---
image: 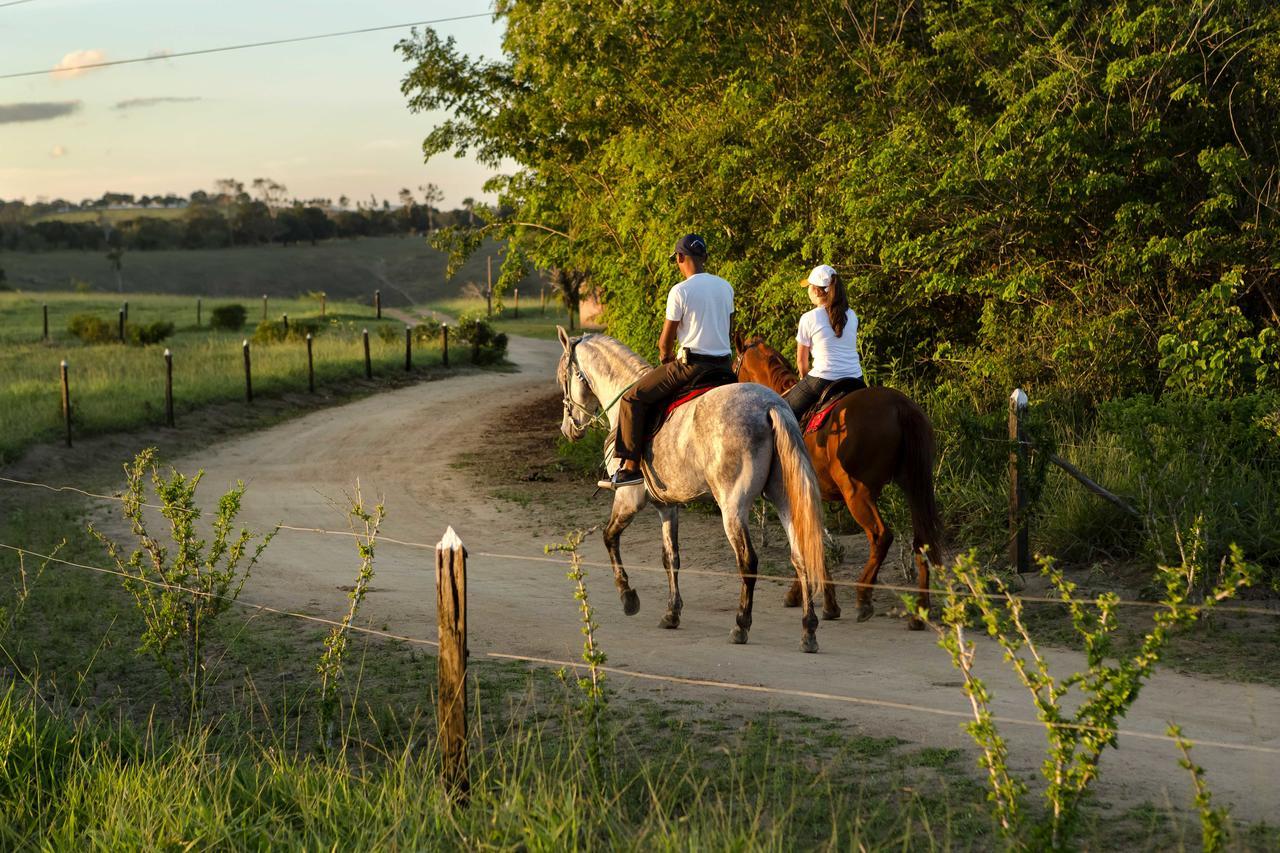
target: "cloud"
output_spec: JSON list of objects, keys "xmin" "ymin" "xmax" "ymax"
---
[
  {"xmin": 50, "ymin": 145, "xmax": 67, "ymax": 158},
  {"xmin": 113, "ymin": 96, "xmax": 201, "ymax": 111},
  {"xmin": 0, "ymin": 101, "xmax": 81, "ymax": 124},
  {"xmin": 52, "ymin": 49, "xmax": 107, "ymax": 79}
]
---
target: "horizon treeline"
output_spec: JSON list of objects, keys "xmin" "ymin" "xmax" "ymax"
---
[{"xmin": 0, "ymin": 180, "xmax": 491, "ymax": 254}]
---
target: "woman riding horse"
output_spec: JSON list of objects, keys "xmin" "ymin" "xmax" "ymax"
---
[
  {"xmin": 736, "ymin": 302, "xmax": 942, "ymax": 629},
  {"xmin": 784, "ymin": 264, "xmax": 866, "ymax": 418}
]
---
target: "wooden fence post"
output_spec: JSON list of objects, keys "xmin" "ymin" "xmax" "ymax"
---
[
  {"xmin": 262, "ymin": 294, "xmax": 268, "ymax": 321},
  {"xmin": 196, "ymin": 297, "xmax": 201, "ymax": 328},
  {"xmin": 282, "ymin": 314, "xmax": 289, "ymax": 335},
  {"xmin": 42, "ymin": 303, "xmax": 49, "ymax": 341},
  {"xmin": 441, "ymin": 323, "xmax": 449, "ymax": 367},
  {"xmin": 514, "ymin": 288, "xmax": 520, "ymax": 319},
  {"xmin": 243, "ymin": 339, "xmax": 253, "ymax": 403},
  {"xmin": 60, "ymin": 359, "xmax": 71, "ymax": 447},
  {"xmin": 436, "ymin": 526, "xmax": 469, "ymax": 799},
  {"xmin": 1009, "ymin": 388, "xmax": 1029, "ymax": 574},
  {"xmin": 164, "ymin": 348, "xmax": 175, "ymax": 427},
  {"xmin": 118, "ymin": 308, "xmax": 125, "ymax": 342},
  {"xmin": 376, "ymin": 289, "xmax": 382, "ymax": 319},
  {"xmin": 306, "ymin": 333, "xmax": 315, "ymax": 393},
  {"xmin": 362, "ymin": 328, "xmax": 372, "ymax": 379},
  {"xmin": 321, "ymin": 292, "xmax": 326, "ymax": 318},
  {"xmin": 540, "ymin": 287, "xmax": 546, "ymax": 316},
  {"xmin": 405, "ymin": 325, "xmax": 412, "ymax": 372},
  {"xmin": 486, "ymin": 257, "xmax": 492, "ymax": 317}
]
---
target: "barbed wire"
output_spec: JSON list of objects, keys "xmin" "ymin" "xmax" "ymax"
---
[
  {"xmin": 3, "ymin": 473, "xmax": 1278, "ymax": 617},
  {"xmin": 3, "ymin": 537, "xmax": 1273, "ymax": 757}
]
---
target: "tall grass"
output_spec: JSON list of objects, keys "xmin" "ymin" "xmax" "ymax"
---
[{"xmin": 0, "ymin": 293, "xmax": 463, "ymax": 463}]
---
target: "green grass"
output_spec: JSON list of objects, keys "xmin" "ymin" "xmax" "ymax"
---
[
  {"xmin": 1, "ymin": 236, "xmax": 538, "ymax": 307},
  {"xmin": 0, "ymin": 292, "xmax": 470, "ymax": 464},
  {"xmin": 427, "ymin": 295, "xmax": 589, "ymax": 340}
]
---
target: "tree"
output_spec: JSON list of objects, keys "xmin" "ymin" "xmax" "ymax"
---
[
  {"xmin": 397, "ymin": 1, "xmax": 1280, "ymax": 398},
  {"xmin": 418, "ymin": 182, "xmax": 444, "ymax": 232}
]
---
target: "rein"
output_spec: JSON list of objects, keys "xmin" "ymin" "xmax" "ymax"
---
[{"xmin": 732, "ymin": 339, "xmax": 763, "ymax": 380}]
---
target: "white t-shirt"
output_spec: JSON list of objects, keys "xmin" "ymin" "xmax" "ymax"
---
[
  {"xmin": 796, "ymin": 307, "xmax": 862, "ymax": 380},
  {"xmin": 665, "ymin": 272, "xmax": 734, "ymax": 357}
]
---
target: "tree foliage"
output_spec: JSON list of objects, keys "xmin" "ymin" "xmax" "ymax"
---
[{"xmin": 398, "ymin": 0, "xmax": 1280, "ymax": 402}]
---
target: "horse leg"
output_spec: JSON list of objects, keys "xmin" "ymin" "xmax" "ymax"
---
[
  {"xmin": 603, "ymin": 487, "xmax": 648, "ymax": 616},
  {"xmin": 909, "ymin": 534, "xmax": 930, "ymax": 631},
  {"xmin": 769, "ymin": 486, "xmax": 840, "ymax": 621},
  {"xmin": 721, "ymin": 505, "xmax": 758, "ymax": 644},
  {"xmin": 656, "ymin": 505, "xmax": 683, "ymax": 628},
  {"xmin": 837, "ymin": 474, "xmax": 893, "ymax": 623}
]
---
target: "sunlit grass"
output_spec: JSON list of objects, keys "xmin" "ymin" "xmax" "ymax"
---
[{"xmin": 0, "ymin": 292, "xmax": 457, "ymax": 462}]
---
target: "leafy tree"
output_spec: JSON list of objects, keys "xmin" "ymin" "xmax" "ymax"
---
[{"xmin": 397, "ymin": 0, "xmax": 1280, "ymax": 400}]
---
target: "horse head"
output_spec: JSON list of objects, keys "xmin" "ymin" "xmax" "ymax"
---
[
  {"xmin": 734, "ymin": 336, "xmax": 797, "ymax": 393},
  {"xmin": 555, "ymin": 325, "xmax": 598, "ymax": 441}
]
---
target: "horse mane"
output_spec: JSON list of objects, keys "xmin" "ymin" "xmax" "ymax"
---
[
  {"xmin": 748, "ymin": 336, "xmax": 799, "ymax": 393},
  {"xmin": 580, "ymin": 333, "xmax": 651, "ymax": 380}
]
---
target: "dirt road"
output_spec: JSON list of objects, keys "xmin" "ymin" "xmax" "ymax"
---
[{"xmin": 147, "ymin": 334, "xmax": 1279, "ymax": 822}]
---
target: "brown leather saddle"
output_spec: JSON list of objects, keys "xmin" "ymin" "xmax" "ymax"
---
[{"xmin": 800, "ymin": 377, "xmax": 866, "ymax": 434}]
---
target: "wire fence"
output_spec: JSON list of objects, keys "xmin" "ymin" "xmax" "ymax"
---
[
  {"xmin": 2, "ymin": 472, "xmax": 1279, "ymax": 760},
  {"xmin": 4, "ymin": 473, "xmax": 1277, "ymax": 618}
]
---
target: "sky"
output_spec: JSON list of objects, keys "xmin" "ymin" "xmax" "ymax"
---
[{"xmin": 0, "ymin": 0, "xmax": 504, "ymax": 208}]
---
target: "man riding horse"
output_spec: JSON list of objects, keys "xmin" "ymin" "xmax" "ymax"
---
[{"xmin": 604, "ymin": 233, "xmax": 736, "ymax": 488}]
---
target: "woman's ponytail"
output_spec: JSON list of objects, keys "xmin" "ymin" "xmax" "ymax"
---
[{"xmin": 824, "ymin": 272, "xmax": 850, "ymax": 337}]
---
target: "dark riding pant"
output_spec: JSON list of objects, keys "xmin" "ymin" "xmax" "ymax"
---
[
  {"xmin": 784, "ymin": 374, "xmax": 866, "ymax": 419},
  {"xmin": 615, "ymin": 358, "xmax": 725, "ymax": 461}
]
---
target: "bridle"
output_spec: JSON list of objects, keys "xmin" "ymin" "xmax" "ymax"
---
[
  {"xmin": 732, "ymin": 339, "xmax": 763, "ymax": 380},
  {"xmin": 559, "ymin": 337, "xmax": 641, "ymax": 435}
]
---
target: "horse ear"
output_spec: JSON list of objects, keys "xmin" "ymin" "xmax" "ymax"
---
[
  {"xmin": 733, "ymin": 327, "xmax": 747, "ymax": 351},
  {"xmin": 556, "ymin": 325, "xmax": 571, "ymax": 349}
]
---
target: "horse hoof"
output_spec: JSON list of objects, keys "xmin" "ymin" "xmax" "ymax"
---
[
  {"xmin": 621, "ymin": 589, "xmax": 640, "ymax": 616},
  {"xmin": 782, "ymin": 586, "xmax": 802, "ymax": 608},
  {"xmin": 730, "ymin": 626, "xmax": 749, "ymax": 644},
  {"xmin": 907, "ymin": 616, "xmax": 926, "ymax": 631},
  {"xmin": 822, "ymin": 603, "xmax": 842, "ymax": 621},
  {"xmin": 857, "ymin": 603, "xmax": 875, "ymax": 622},
  {"xmin": 659, "ymin": 613, "xmax": 680, "ymax": 629},
  {"xmin": 800, "ymin": 635, "xmax": 819, "ymax": 654}
]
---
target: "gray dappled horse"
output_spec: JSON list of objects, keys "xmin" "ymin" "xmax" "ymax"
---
[{"xmin": 556, "ymin": 328, "xmax": 839, "ymax": 653}]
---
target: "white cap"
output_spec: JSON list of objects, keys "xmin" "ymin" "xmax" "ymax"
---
[{"xmin": 805, "ymin": 264, "xmax": 837, "ymax": 289}]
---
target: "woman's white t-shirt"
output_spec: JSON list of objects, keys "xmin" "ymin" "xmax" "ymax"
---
[{"xmin": 796, "ymin": 307, "xmax": 862, "ymax": 380}]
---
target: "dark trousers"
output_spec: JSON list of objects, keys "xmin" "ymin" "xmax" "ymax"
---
[
  {"xmin": 784, "ymin": 374, "xmax": 866, "ymax": 419},
  {"xmin": 615, "ymin": 359, "xmax": 720, "ymax": 461}
]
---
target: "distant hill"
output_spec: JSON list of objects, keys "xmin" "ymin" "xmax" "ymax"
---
[{"xmin": 0, "ymin": 236, "xmax": 544, "ymax": 309}]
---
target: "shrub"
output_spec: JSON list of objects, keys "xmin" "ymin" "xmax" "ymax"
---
[
  {"xmin": 209, "ymin": 304, "xmax": 247, "ymax": 331},
  {"xmin": 252, "ymin": 318, "xmax": 321, "ymax": 344},
  {"xmin": 456, "ymin": 312, "xmax": 508, "ymax": 364},
  {"xmin": 128, "ymin": 320, "xmax": 175, "ymax": 346},
  {"xmin": 67, "ymin": 314, "xmax": 115, "ymax": 344}
]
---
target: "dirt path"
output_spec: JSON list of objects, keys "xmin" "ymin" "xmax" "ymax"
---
[{"xmin": 135, "ymin": 334, "xmax": 1279, "ymax": 823}]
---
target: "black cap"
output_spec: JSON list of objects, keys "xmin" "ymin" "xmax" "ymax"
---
[{"xmin": 668, "ymin": 233, "xmax": 708, "ymax": 262}]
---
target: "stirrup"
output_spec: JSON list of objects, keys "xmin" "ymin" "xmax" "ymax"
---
[{"xmin": 598, "ymin": 469, "xmax": 644, "ymax": 489}]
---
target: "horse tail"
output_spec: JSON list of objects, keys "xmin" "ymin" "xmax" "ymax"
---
[
  {"xmin": 897, "ymin": 399, "xmax": 943, "ymax": 564},
  {"xmin": 767, "ymin": 406, "xmax": 828, "ymax": 603}
]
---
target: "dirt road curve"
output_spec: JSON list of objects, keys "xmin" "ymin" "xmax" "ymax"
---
[{"xmin": 161, "ymin": 335, "xmax": 1278, "ymax": 821}]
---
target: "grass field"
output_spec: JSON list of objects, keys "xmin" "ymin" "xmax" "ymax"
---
[
  {"xmin": 0, "ymin": 292, "xmax": 473, "ymax": 464},
  {"xmin": 0, "ymin": 235, "xmax": 542, "ymax": 307}
]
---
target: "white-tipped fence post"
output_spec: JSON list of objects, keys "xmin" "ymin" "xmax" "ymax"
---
[
  {"xmin": 243, "ymin": 339, "xmax": 253, "ymax": 403},
  {"xmin": 306, "ymin": 333, "xmax": 315, "ymax": 393},
  {"xmin": 441, "ymin": 323, "xmax": 449, "ymax": 367},
  {"xmin": 60, "ymin": 359, "xmax": 71, "ymax": 447},
  {"xmin": 362, "ymin": 328, "xmax": 372, "ymax": 379},
  {"xmin": 42, "ymin": 303, "xmax": 49, "ymax": 341},
  {"xmin": 1009, "ymin": 388, "xmax": 1029, "ymax": 574},
  {"xmin": 164, "ymin": 348, "xmax": 175, "ymax": 427},
  {"xmin": 436, "ymin": 526, "xmax": 469, "ymax": 799},
  {"xmin": 405, "ymin": 325, "xmax": 412, "ymax": 372}
]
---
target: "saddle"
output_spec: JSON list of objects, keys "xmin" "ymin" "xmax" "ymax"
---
[
  {"xmin": 800, "ymin": 378, "xmax": 866, "ymax": 435},
  {"xmin": 647, "ymin": 368, "xmax": 737, "ymax": 439}
]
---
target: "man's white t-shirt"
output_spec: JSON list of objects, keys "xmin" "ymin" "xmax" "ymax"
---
[
  {"xmin": 796, "ymin": 307, "xmax": 862, "ymax": 380},
  {"xmin": 665, "ymin": 272, "xmax": 734, "ymax": 357}
]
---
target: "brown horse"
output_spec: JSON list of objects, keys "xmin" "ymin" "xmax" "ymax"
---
[{"xmin": 734, "ymin": 335, "xmax": 942, "ymax": 629}]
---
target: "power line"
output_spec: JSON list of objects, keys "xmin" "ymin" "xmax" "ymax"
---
[
  {"xmin": 0, "ymin": 12, "xmax": 492, "ymax": 80},
  {"xmin": 0, "ymin": 0, "xmax": 40, "ymax": 8}
]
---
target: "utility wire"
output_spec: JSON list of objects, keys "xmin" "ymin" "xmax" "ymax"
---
[
  {"xmin": 0, "ymin": 0, "xmax": 40, "ymax": 8},
  {"xmin": 0, "ymin": 12, "xmax": 492, "ymax": 80}
]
